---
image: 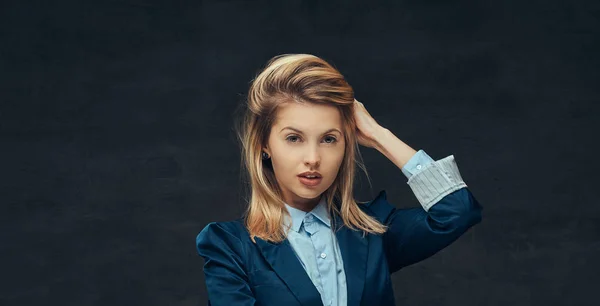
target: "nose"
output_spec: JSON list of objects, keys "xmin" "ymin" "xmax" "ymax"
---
[{"xmin": 303, "ymin": 145, "xmax": 321, "ymax": 167}]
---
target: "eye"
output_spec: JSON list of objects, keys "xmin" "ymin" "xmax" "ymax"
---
[
  {"xmin": 323, "ymin": 135, "xmax": 337, "ymax": 144},
  {"xmin": 286, "ymin": 135, "xmax": 301, "ymax": 143},
  {"xmin": 285, "ymin": 135, "xmax": 338, "ymax": 144}
]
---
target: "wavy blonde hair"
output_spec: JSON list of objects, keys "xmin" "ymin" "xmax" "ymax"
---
[{"xmin": 235, "ymin": 53, "xmax": 388, "ymax": 243}]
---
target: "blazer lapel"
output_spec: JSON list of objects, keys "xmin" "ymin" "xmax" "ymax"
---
[
  {"xmin": 333, "ymin": 211, "xmax": 368, "ymax": 306},
  {"xmin": 255, "ymin": 238, "xmax": 323, "ymax": 305}
]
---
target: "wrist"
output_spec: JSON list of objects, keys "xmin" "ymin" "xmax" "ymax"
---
[{"xmin": 371, "ymin": 126, "xmax": 390, "ymax": 152}]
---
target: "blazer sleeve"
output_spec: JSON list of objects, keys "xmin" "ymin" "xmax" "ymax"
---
[
  {"xmin": 364, "ymin": 154, "xmax": 483, "ymax": 273},
  {"xmin": 196, "ymin": 222, "xmax": 256, "ymax": 306}
]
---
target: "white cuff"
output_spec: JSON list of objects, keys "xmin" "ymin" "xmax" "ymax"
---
[{"xmin": 406, "ymin": 154, "xmax": 467, "ymax": 211}]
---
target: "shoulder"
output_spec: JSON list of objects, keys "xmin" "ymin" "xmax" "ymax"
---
[{"xmin": 196, "ymin": 218, "xmax": 250, "ymax": 254}]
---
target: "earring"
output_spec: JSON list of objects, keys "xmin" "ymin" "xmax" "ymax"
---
[{"xmin": 262, "ymin": 152, "xmax": 270, "ymax": 160}]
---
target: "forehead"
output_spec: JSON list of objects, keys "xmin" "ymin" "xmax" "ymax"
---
[{"xmin": 274, "ymin": 102, "xmax": 342, "ymax": 130}]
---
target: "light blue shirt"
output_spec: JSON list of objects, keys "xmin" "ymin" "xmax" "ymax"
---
[
  {"xmin": 401, "ymin": 149, "xmax": 435, "ymax": 179},
  {"xmin": 283, "ymin": 197, "xmax": 344, "ymax": 306},
  {"xmin": 283, "ymin": 149, "xmax": 436, "ymax": 306}
]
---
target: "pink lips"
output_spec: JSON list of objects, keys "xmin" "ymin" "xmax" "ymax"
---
[{"xmin": 298, "ymin": 176, "xmax": 322, "ymax": 187}]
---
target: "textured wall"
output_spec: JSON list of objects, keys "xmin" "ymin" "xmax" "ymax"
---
[{"xmin": 1, "ymin": 0, "xmax": 598, "ymax": 305}]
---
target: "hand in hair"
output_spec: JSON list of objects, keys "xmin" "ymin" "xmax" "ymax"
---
[{"xmin": 353, "ymin": 99, "xmax": 387, "ymax": 150}]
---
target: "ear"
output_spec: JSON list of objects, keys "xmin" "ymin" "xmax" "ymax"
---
[{"xmin": 263, "ymin": 146, "xmax": 271, "ymax": 156}]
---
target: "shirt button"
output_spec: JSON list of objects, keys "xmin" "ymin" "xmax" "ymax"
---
[
  {"xmin": 416, "ymin": 164, "xmax": 422, "ymax": 170},
  {"xmin": 306, "ymin": 215, "xmax": 313, "ymax": 221},
  {"xmin": 320, "ymin": 253, "xmax": 327, "ymax": 259}
]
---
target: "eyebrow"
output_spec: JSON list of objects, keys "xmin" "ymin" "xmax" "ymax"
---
[{"xmin": 280, "ymin": 126, "xmax": 343, "ymax": 135}]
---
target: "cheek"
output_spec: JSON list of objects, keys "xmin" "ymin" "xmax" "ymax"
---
[
  {"xmin": 326, "ymin": 148, "xmax": 345, "ymax": 174},
  {"xmin": 334, "ymin": 144, "xmax": 345, "ymax": 162},
  {"xmin": 271, "ymin": 151, "xmax": 296, "ymax": 174}
]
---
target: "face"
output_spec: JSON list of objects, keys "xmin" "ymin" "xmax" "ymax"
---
[{"xmin": 264, "ymin": 102, "xmax": 345, "ymax": 211}]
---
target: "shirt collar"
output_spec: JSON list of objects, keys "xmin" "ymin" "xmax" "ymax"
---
[{"xmin": 283, "ymin": 195, "xmax": 331, "ymax": 233}]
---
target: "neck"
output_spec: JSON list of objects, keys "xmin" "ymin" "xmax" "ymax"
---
[{"xmin": 286, "ymin": 193, "xmax": 322, "ymax": 212}]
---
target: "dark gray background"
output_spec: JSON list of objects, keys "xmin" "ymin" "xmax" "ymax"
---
[{"xmin": 1, "ymin": 0, "xmax": 598, "ymax": 305}]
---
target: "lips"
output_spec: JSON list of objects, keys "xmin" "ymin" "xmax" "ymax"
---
[
  {"xmin": 298, "ymin": 171, "xmax": 321, "ymax": 178},
  {"xmin": 298, "ymin": 175, "xmax": 322, "ymax": 187}
]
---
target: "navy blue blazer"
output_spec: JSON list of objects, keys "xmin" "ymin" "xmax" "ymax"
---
[{"xmin": 196, "ymin": 187, "xmax": 483, "ymax": 306}]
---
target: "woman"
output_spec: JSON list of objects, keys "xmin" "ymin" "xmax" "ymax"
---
[{"xmin": 196, "ymin": 54, "xmax": 483, "ymax": 306}]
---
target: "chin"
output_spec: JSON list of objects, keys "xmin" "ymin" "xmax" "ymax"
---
[
  {"xmin": 294, "ymin": 188, "xmax": 323, "ymax": 199},
  {"xmin": 303, "ymin": 186, "xmax": 331, "ymax": 197}
]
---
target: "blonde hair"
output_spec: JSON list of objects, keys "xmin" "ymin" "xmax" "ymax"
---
[{"xmin": 235, "ymin": 53, "xmax": 387, "ymax": 243}]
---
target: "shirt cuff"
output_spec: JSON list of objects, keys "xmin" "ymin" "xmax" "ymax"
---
[
  {"xmin": 401, "ymin": 149, "xmax": 435, "ymax": 179},
  {"xmin": 406, "ymin": 154, "xmax": 468, "ymax": 211}
]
